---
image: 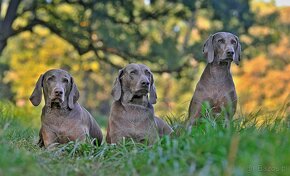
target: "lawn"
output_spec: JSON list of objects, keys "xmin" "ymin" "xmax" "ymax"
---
[{"xmin": 0, "ymin": 101, "xmax": 289, "ymax": 176}]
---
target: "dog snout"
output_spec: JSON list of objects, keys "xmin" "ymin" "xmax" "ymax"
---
[
  {"xmin": 141, "ymin": 80, "xmax": 150, "ymax": 87},
  {"xmin": 226, "ymin": 49, "xmax": 234, "ymax": 57},
  {"xmin": 53, "ymin": 87, "xmax": 64, "ymax": 96}
]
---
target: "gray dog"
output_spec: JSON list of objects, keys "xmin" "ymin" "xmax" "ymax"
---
[
  {"xmin": 30, "ymin": 69, "xmax": 103, "ymax": 148},
  {"xmin": 106, "ymin": 63, "xmax": 173, "ymax": 144},
  {"xmin": 188, "ymin": 32, "xmax": 241, "ymax": 128}
]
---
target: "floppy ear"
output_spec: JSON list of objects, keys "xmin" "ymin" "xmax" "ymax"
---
[
  {"xmin": 203, "ymin": 35, "xmax": 215, "ymax": 63},
  {"xmin": 68, "ymin": 77, "xmax": 80, "ymax": 109},
  {"xmin": 149, "ymin": 73, "xmax": 157, "ymax": 104},
  {"xmin": 29, "ymin": 74, "xmax": 44, "ymax": 106},
  {"xmin": 111, "ymin": 69, "xmax": 123, "ymax": 101},
  {"xmin": 233, "ymin": 35, "xmax": 241, "ymax": 65}
]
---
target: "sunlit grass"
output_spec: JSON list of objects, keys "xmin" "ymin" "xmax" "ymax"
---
[{"xmin": 0, "ymin": 102, "xmax": 289, "ymax": 176}]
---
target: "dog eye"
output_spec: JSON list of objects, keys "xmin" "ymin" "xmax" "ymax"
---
[
  {"xmin": 231, "ymin": 40, "xmax": 237, "ymax": 45},
  {"xmin": 145, "ymin": 70, "xmax": 151, "ymax": 76},
  {"xmin": 218, "ymin": 39, "xmax": 225, "ymax": 44},
  {"xmin": 130, "ymin": 70, "xmax": 137, "ymax": 75},
  {"xmin": 62, "ymin": 78, "xmax": 69, "ymax": 83},
  {"xmin": 47, "ymin": 76, "xmax": 55, "ymax": 82}
]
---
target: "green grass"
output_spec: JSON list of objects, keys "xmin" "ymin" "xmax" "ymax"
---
[{"xmin": 0, "ymin": 101, "xmax": 289, "ymax": 176}]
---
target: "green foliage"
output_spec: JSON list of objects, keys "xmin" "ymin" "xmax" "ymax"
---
[
  {"xmin": 0, "ymin": 101, "xmax": 40, "ymax": 127},
  {"xmin": 0, "ymin": 1, "xmax": 289, "ymax": 122},
  {"xmin": 2, "ymin": 0, "xmax": 254, "ymax": 69},
  {"xmin": 0, "ymin": 102, "xmax": 289, "ymax": 176},
  {"xmin": 0, "ymin": 62, "xmax": 14, "ymax": 100}
]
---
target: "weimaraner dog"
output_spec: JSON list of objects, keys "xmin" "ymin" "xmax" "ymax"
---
[
  {"xmin": 106, "ymin": 63, "xmax": 173, "ymax": 144},
  {"xmin": 188, "ymin": 32, "xmax": 241, "ymax": 128},
  {"xmin": 30, "ymin": 69, "xmax": 103, "ymax": 148}
]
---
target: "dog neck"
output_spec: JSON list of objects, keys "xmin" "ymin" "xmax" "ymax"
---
[
  {"xmin": 130, "ymin": 95, "xmax": 149, "ymax": 107},
  {"xmin": 121, "ymin": 91, "xmax": 149, "ymax": 107},
  {"xmin": 206, "ymin": 61, "xmax": 232, "ymax": 83},
  {"xmin": 44, "ymin": 99, "xmax": 70, "ymax": 115}
]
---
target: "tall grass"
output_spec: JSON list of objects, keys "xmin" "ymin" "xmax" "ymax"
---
[{"xmin": 0, "ymin": 102, "xmax": 289, "ymax": 176}]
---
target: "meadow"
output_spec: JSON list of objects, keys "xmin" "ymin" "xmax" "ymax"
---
[
  {"xmin": 0, "ymin": 101, "xmax": 289, "ymax": 176},
  {"xmin": 0, "ymin": 1, "xmax": 289, "ymax": 175}
]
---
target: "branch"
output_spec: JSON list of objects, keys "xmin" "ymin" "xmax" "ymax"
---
[
  {"xmin": 28, "ymin": 8, "xmax": 190, "ymax": 75},
  {"xmin": 151, "ymin": 63, "xmax": 188, "ymax": 74},
  {"xmin": 96, "ymin": 46, "xmax": 155, "ymax": 62},
  {"xmin": 93, "ymin": 50, "xmax": 123, "ymax": 70},
  {"xmin": 16, "ymin": 18, "xmax": 190, "ymax": 74},
  {"xmin": 182, "ymin": 13, "xmax": 195, "ymax": 51},
  {"xmin": 32, "ymin": 17, "xmax": 141, "ymax": 61},
  {"xmin": 9, "ymin": 20, "xmax": 38, "ymax": 37},
  {"xmin": 93, "ymin": 44, "xmax": 191, "ymax": 74},
  {"xmin": 63, "ymin": 0, "xmax": 92, "ymax": 8},
  {"xmin": 33, "ymin": 18, "xmax": 90, "ymax": 55}
]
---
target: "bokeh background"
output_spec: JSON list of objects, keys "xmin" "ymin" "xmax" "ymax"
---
[{"xmin": 0, "ymin": 0, "xmax": 289, "ymax": 126}]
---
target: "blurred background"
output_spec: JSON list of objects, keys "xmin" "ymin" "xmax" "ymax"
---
[{"xmin": 0, "ymin": 0, "xmax": 289, "ymax": 126}]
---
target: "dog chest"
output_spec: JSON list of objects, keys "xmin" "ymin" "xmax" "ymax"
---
[
  {"xmin": 110, "ymin": 103, "xmax": 159, "ymax": 143},
  {"xmin": 42, "ymin": 113, "xmax": 88, "ymax": 143},
  {"xmin": 195, "ymin": 82, "xmax": 236, "ymax": 112},
  {"xmin": 209, "ymin": 89, "xmax": 237, "ymax": 113}
]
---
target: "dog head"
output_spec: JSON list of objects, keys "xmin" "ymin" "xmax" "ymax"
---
[
  {"xmin": 29, "ymin": 69, "xmax": 79, "ymax": 109},
  {"xmin": 203, "ymin": 32, "xmax": 241, "ymax": 65},
  {"xmin": 111, "ymin": 63, "xmax": 157, "ymax": 105}
]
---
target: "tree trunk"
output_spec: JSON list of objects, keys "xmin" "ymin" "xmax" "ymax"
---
[{"xmin": 0, "ymin": 0, "xmax": 21, "ymax": 55}]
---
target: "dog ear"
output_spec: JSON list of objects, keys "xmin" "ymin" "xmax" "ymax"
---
[
  {"xmin": 233, "ymin": 35, "xmax": 241, "ymax": 65},
  {"xmin": 68, "ymin": 77, "xmax": 80, "ymax": 109},
  {"xmin": 203, "ymin": 34, "xmax": 215, "ymax": 63},
  {"xmin": 111, "ymin": 69, "xmax": 123, "ymax": 101},
  {"xmin": 29, "ymin": 74, "xmax": 44, "ymax": 106},
  {"xmin": 149, "ymin": 72, "xmax": 157, "ymax": 104}
]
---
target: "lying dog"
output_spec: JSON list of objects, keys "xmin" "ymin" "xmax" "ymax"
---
[
  {"xmin": 30, "ymin": 69, "xmax": 103, "ymax": 147},
  {"xmin": 106, "ymin": 64, "xmax": 173, "ymax": 144},
  {"xmin": 188, "ymin": 32, "xmax": 241, "ymax": 128}
]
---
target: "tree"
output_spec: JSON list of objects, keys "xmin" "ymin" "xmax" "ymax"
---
[
  {"xmin": 0, "ymin": 0, "xmax": 34, "ymax": 54},
  {"xmin": 1, "ymin": 0, "xmax": 253, "ymax": 73},
  {"xmin": 1, "ymin": 0, "xmax": 260, "ymax": 117}
]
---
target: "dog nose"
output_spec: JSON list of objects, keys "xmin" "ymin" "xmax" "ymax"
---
[
  {"xmin": 226, "ymin": 50, "xmax": 234, "ymax": 56},
  {"xmin": 54, "ymin": 88, "xmax": 63, "ymax": 96},
  {"xmin": 141, "ymin": 80, "xmax": 150, "ymax": 87}
]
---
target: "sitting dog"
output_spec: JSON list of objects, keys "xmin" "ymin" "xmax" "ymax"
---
[
  {"xmin": 106, "ymin": 63, "xmax": 173, "ymax": 144},
  {"xmin": 188, "ymin": 32, "xmax": 241, "ymax": 128},
  {"xmin": 30, "ymin": 69, "xmax": 103, "ymax": 148}
]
